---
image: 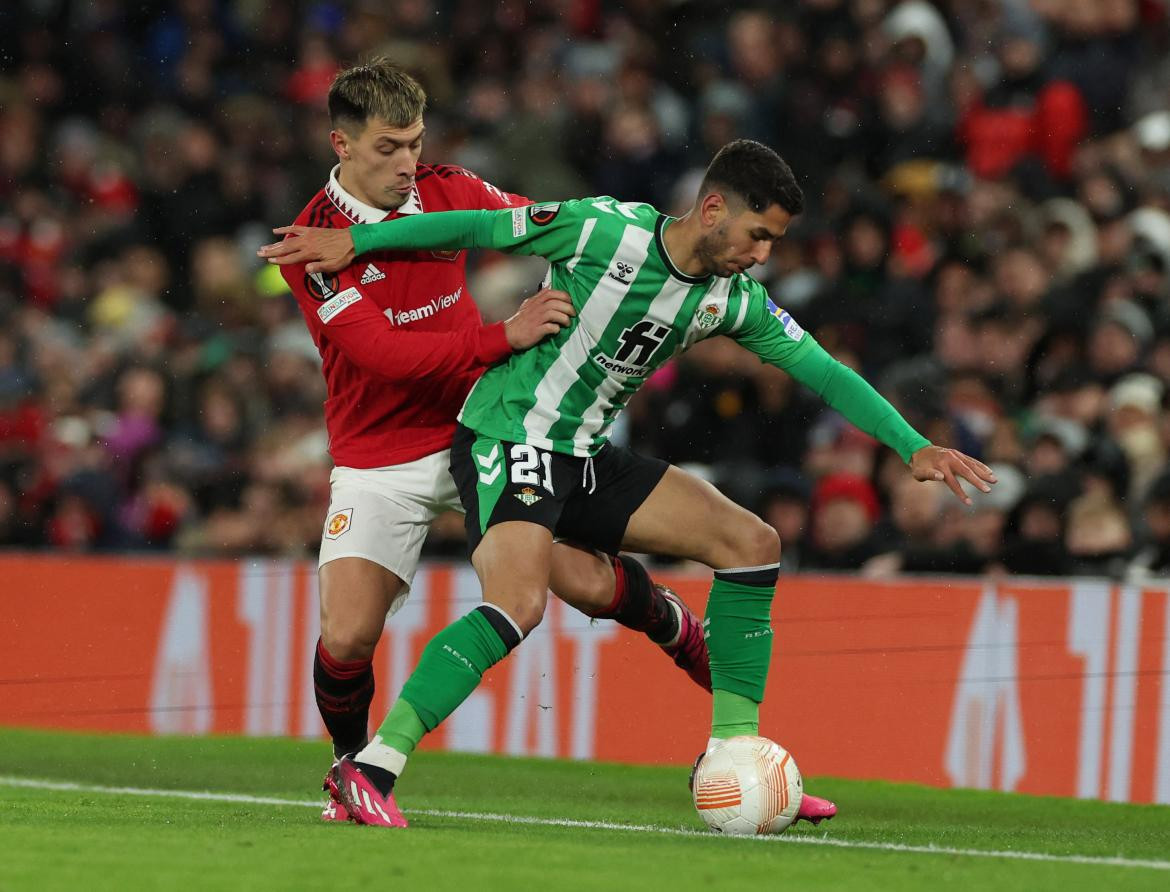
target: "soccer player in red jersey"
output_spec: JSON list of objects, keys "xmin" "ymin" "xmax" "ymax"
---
[{"xmin": 281, "ymin": 60, "xmax": 709, "ymax": 820}]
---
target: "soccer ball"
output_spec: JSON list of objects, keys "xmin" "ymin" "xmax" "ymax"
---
[{"xmin": 691, "ymin": 736, "xmax": 803, "ymax": 835}]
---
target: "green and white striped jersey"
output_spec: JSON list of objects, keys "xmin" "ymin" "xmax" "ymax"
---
[{"xmin": 456, "ymin": 198, "xmax": 814, "ymax": 456}]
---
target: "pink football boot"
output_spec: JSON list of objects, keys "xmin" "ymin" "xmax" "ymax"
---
[
  {"xmin": 658, "ymin": 586, "xmax": 712, "ymax": 692},
  {"xmin": 327, "ymin": 757, "xmax": 408, "ymax": 828},
  {"xmin": 320, "ymin": 797, "xmax": 350, "ymax": 822},
  {"xmin": 320, "ymin": 767, "xmax": 352, "ymax": 822},
  {"xmin": 795, "ymin": 791, "xmax": 837, "ymax": 825}
]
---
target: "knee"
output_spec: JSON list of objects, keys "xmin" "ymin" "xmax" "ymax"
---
[
  {"xmin": 320, "ymin": 614, "xmax": 382, "ymax": 662},
  {"xmin": 722, "ymin": 516, "xmax": 781, "ymax": 570},
  {"xmin": 499, "ymin": 588, "xmax": 549, "ymax": 637}
]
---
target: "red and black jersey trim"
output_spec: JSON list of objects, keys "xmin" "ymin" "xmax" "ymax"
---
[
  {"xmin": 306, "ymin": 194, "xmax": 333, "ymax": 228},
  {"xmin": 416, "ymin": 163, "xmax": 469, "ymax": 183}
]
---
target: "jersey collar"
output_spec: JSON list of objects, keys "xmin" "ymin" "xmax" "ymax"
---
[
  {"xmin": 326, "ymin": 164, "xmax": 423, "ymax": 224},
  {"xmin": 654, "ymin": 215, "xmax": 711, "ymax": 285}
]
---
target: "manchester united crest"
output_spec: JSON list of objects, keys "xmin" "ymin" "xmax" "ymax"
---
[{"xmin": 324, "ymin": 508, "xmax": 353, "ymax": 539}]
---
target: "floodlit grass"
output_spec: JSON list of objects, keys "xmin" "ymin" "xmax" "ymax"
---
[{"xmin": 1, "ymin": 728, "xmax": 1168, "ymax": 891}]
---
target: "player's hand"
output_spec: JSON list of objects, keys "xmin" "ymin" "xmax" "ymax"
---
[
  {"xmin": 257, "ymin": 226, "xmax": 356, "ymax": 274},
  {"xmin": 504, "ymin": 288, "xmax": 576, "ymax": 349},
  {"xmin": 909, "ymin": 445, "xmax": 997, "ymax": 506}
]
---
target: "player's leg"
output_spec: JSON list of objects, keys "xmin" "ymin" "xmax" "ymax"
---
[
  {"xmin": 332, "ymin": 429, "xmax": 570, "ymax": 826},
  {"xmin": 430, "ymin": 442, "xmax": 709, "ymax": 688},
  {"xmin": 314, "ymin": 463, "xmax": 440, "ymax": 822},
  {"xmin": 314, "ymin": 471, "xmax": 432, "ymax": 761},
  {"xmin": 347, "ymin": 520, "xmax": 552, "ymax": 784},
  {"xmin": 548, "ymin": 542, "xmax": 710, "ymax": 690},
  {"xmin": 314, "ymin": 557, "xmax": 400, "ymax": 758},
  {"xmin": 620, "ymin": 465, "xmax": 837, "ymax": 822},
  {"xmin": 621, "ymin": 465, "xmax": 782, "ymax": 741}
]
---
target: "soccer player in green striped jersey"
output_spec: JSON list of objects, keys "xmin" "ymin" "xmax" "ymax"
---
[{"xmin": 262, "ymin": 139, "xmax": 996, "ymax": 827}]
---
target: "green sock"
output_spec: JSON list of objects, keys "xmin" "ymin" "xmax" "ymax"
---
[
  {"xmin": 378, "ymin": 699, "xmax": 427, "ymax": 757},
  {"xmin": 712, "ymin": 690, "xmax": 760, "ymax": 739},
  {"xmin": 377, "ymin": 607, "xmax": 516, "ymax": 755},
  {"xmin": 704, "ymin": 570, "xmax": 778, "ymax": 737}
]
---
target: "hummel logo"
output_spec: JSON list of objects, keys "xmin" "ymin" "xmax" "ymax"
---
[
  {"xmin": 608, "ymin": 261, "xmax": 635, "ymax": 284},
  {"xmin": 360, "ymin": 263, "xmax": 385, "ymax": 285},
  {"xmin": 476, "ymin": 444, "xmax": 502, "ymax": 486},
  {"xmin": 475, "ymin": 445, "xmax": 499, "ymax": 469}
]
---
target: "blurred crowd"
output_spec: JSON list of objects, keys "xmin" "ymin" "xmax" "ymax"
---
[{"xmin": 4, "ymin": 0, "xmax": 1170, "ymax": 581}]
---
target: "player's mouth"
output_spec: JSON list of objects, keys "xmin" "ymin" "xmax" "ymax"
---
[{"xmin": 392, "ymin": 182, "xmax": 415, "ymax": 195}]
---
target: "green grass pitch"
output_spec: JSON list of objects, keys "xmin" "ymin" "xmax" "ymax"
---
[{"xmin": 1, "ymin": 728, "xmax": 1168, "ymax": 891}]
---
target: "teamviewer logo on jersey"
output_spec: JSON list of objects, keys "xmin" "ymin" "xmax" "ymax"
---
[
  {"xmin": 360, "ymin": 263, "xmax": 385, "ymax": 285},
  {"xmin": 608, "ymin": 261, "xmax": 635, "ymax": 284}
]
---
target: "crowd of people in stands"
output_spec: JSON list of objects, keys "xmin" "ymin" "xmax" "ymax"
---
[{"xmin": 3, "ymin": 0, "xmax": 1170, "ymax": 580}]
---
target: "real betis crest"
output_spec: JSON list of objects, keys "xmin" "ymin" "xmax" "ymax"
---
[
  {"xmin": 695, "ymin": 303, "xmax": 721, "ymax": 329},
  {"xmin": 515, "ymin": 486, "xmax": 542, "ymax": 506}
]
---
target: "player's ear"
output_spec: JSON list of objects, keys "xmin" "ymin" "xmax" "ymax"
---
[
  {"xmin": 330, "ymin": 129, "xmax": 350, "ymax": 161},
  {"xmin": 699, "ymin": 192, "xmax": 727, "ymax": 227}
]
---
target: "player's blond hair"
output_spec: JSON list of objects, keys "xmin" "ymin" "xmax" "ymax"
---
[{"xmin": 328, "ymin": 57, "xmax": 427, "ymax": 132}]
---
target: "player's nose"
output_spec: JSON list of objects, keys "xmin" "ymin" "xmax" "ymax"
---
[{"xmin": 750, "ymin": 242, "xmax": 771, "ymax": 266}]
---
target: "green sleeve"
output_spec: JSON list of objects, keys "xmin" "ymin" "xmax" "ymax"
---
[
  {"xmin": 724, "ymin": 279, "xmax": 930, "ymax": 464},
  {"xmin": 350, "ymin": 209, "xmax": 495, "ymax": 255},
  {"xmin": 350, "ymin": 200, "xmax": 593, "ymax": 263},
  {"xmin": 785, "ymin": 342, "xmax": 931, "ymax": 463}
]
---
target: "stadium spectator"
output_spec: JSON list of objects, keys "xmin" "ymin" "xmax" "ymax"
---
[{"xmin": 0, "ymin": 0, "xmax": 1168, "ymax": 579}]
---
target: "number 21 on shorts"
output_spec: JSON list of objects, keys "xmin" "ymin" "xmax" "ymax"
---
[{"xmin": 510, "ymin": 444, "xmax": 553, "ymax": 494}]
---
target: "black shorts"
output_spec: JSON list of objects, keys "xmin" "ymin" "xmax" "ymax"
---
[{"xmin": 450, "ymin": 423, "xmax": 668, "ymax": 556}]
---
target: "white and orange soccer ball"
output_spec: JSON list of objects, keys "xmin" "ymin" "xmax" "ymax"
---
[{"xmin": 691, "ymin": 736, "xmax": 803, "ymax": 835}]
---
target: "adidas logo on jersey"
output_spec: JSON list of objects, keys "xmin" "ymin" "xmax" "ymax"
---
[{"xmin": 360, "ymin": 263, "xmax": 386, "ymax": 285}]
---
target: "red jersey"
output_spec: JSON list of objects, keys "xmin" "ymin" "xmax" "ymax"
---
[{"xmin": 282, "ymin": 164, "xmax": 529, "ymax": 468}]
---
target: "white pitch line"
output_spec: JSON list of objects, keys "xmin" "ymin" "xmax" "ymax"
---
[{"xmin": 2, "ymin": 776, "xmax": 1168, "ymax": 872}]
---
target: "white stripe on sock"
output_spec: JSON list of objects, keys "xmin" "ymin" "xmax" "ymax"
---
[
  {"xmin": 479, "ymin": 602, "xmax": 524, "ymax": 641},
  {"xmin": 356, "ymin": 735, "xmax": 407, "ymax": 777},
  {"xmin": 715, "ymin": 562, "xmax": 781, "ymax": 575}
]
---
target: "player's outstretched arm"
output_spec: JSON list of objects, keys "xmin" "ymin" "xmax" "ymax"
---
[
  {"xmin": 259, "ymin": 210, "xmax": 502, "ymax": 274},
  {"xmin": 725, "ymin": 285, "xmax": 997, "ymax": 505},
  {"xmin": 787, "ymin": 346, "xmax": 996, "ymax": 504}
]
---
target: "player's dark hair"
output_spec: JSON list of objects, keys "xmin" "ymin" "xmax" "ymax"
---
[
  {"xmin": 328, "ymin": 57, "xmax": 427, "ymax": 133},
  {"xmin": 699, "ymin": 139, "xmax": 804, "ymax": 216}
]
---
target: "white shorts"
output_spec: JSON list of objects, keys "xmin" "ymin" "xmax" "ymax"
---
[{"xmin": 318, "ymin": 449, "xmax": 462, "ymax": 616}]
